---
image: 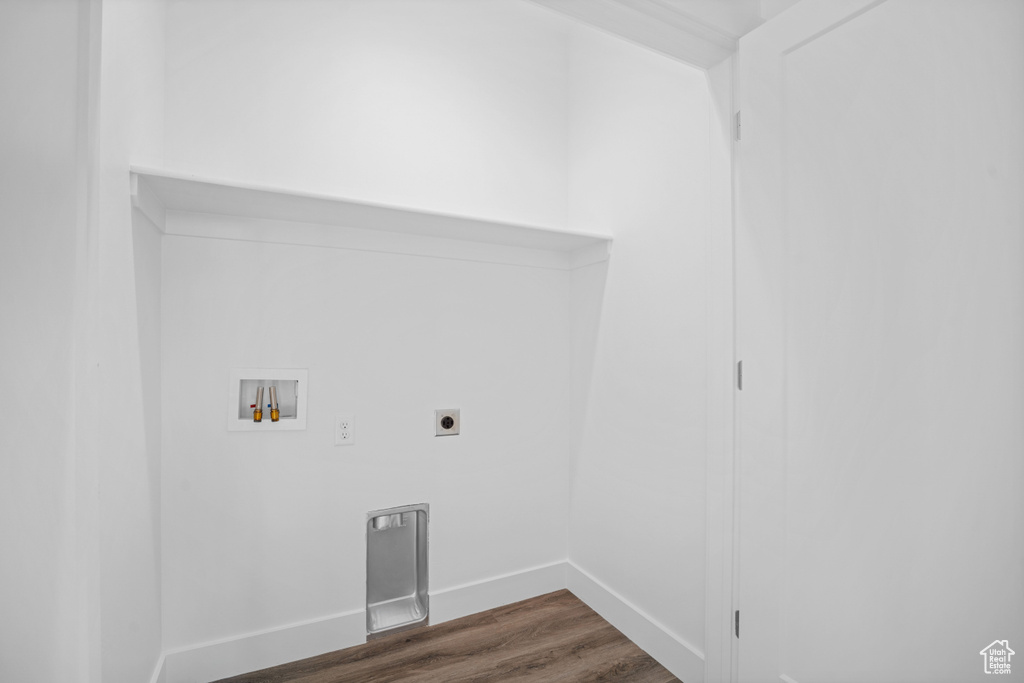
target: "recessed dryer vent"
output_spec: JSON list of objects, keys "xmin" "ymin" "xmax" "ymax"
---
[{"xmin": 366, "ymin": 503, "xmax": 429, "ymax": 639}]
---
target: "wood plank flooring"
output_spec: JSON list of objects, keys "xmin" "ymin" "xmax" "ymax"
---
[{"xmin": 213, "ymin": 589, "xmax": 681, "ymax": 683}]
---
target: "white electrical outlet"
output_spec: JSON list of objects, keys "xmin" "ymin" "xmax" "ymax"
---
[{"xmin": 335, "ymin": 415, "xmax": 354, "ymax": 446}]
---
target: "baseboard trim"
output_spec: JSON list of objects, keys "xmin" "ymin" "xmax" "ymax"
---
[
  {"xmin": 430, "ymin": 560, "xmax": 567, "ymax": 624},
  {"xmin": 566, "ymin": 561, "xmax": 706, "ymax": 683},
  {"xmin": 162, "ymin": 607, "xmax": 365, "ymax": 683},
  {"xmin": 161, "ymin": 561, "xmax": 567, "ymax": 683},
  {"xmin": 148, "ymin": 653, "xmax": 166, "ymax": 683},
  {"xmin": 159, "ymin": 560, "xmax": 699, "ymax": 683}
]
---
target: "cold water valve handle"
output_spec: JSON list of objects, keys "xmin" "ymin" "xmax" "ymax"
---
[{"xmin": 269, "ymin": 386, "xmax": 280, "ymax": 422}]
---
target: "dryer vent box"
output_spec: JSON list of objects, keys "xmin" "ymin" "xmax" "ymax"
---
[{"xmin": 366, "ymin": 503, "xmax": 429, "ymax": 639}]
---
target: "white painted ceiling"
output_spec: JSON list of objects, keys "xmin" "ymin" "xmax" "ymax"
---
[
  {"xmin": 632, "ymin": 0, "xmax": 765, "ymax": 38},
  {"xmin": 527, "ymin": 0, "xmax": 800, "ymax": 68}
]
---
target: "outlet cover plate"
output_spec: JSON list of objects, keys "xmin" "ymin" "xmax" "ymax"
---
[
  {"xmin": 335, "ymin": 414, "xmax": 354, "ymax": 446},
  {"xmin": 435, "ymin": 409, "xmax": 460, "ymax": 436}
]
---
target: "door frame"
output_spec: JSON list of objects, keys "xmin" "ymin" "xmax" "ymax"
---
[
  {"xmin": 729, "ymin": 3, "xmax": 922, "ymax": 682},
  {"xmin": 704, "ymin": 4, "xmax": 886, "ymax": 680},
  {"xmin": 703, "ymin": 53, "xmax": 740, "ymax": 683}
]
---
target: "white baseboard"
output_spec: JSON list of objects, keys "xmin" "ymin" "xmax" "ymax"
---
[
  {"xmin": 566, "ymin": 561, "xmax": 706, "ymax": 683},
  {"xmin": 157, "ymin": 560, "xmax": 699, "ymax": 683},
  {"xmin": 161, "ymin": 607, "xmax": 365, "ymax": 683},
  {"xmin": 430, "ymin": 560, "xmax": 566, "ymax": 624},
  {"xmin": 160, "ymin": 561, "xmax": 566, "ymax": 683}
]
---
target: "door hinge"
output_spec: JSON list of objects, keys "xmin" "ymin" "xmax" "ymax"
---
[
  {"xmin": 735, "ymin": 610, "xmax": 740, "ymax": 638},
  {"xmin": 735, "ymin": 111, "xmax": 742, "ymax": 141},
  {"xmin": 737, "ymin": 360, "xmax": 743, "ymax": 390}
]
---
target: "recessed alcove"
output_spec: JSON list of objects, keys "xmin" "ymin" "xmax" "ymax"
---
[{"xmin": 227, "ymin": 369, "xmax": 308, "ymax": 431}]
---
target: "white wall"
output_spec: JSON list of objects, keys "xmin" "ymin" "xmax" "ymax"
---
[
  {"xmin": 758, "ymin": 0, "xmax": 802, "ymax": 22},
  {"xmin": 565, "ymin": 24, "xmax": 711, "ymax": 675},
  {"xmin": 0, "ymin": 1, "xmax": 167, "ymax": 680},
  {"xmin": 160, "ymin": 236, "xmax": 572, "ymax": 648},
  {"xmin": 159, "ymin": 0, "xmax": 582, "ymax": 654},
  {"xmin": 95, "ymin": 0, "xmax": 166, "ymax": 680},
  {"xmin": 164, "ymin": 0, "xmax": 571, "ymax": 229},
  {"xmin": 0, "ymin": 1, "xmax": 88, "ymax": 680},
  {"xmin": 160, "ymin": 2, "xmax": 714, "ymax": 676}
]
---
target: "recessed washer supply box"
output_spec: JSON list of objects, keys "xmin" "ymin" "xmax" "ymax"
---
[{"xmin": 227, "ymin": 368, "xmax": 308, "ymax": 431}]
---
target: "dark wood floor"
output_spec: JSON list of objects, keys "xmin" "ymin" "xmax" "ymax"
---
[{"xmin": 213, "ymin": 589, "xmax": 681, "ymax": 683}]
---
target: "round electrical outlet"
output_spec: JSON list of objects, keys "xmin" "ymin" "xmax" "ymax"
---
[{"xmin": 434, "ymin": 409, "xmax": 460, "ymax": 436}]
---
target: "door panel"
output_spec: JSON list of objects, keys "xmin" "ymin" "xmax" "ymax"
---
[{"xmin": 736, "ymin": 2, "xmax": 1024, "ymax": 681}]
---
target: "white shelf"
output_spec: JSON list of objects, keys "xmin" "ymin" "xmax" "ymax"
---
[{"xmin": 130, "ymin": 167, "xmax": 611, "ymax": 270}]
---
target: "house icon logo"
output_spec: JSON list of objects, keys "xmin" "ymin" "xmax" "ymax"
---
[{"xmin": 980, "ymin": 640, "xmax": 1014, "ymax": 675}]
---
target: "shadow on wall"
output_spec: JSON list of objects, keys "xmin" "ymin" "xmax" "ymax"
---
[{"xmin": 131, "ymin": 205, "xmax": 163, "ymax": 579}]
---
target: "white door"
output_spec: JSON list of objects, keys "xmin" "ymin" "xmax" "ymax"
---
[{"xmin": 735, "ymin": 2, "xmax": 1024, "ymax": 682}]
